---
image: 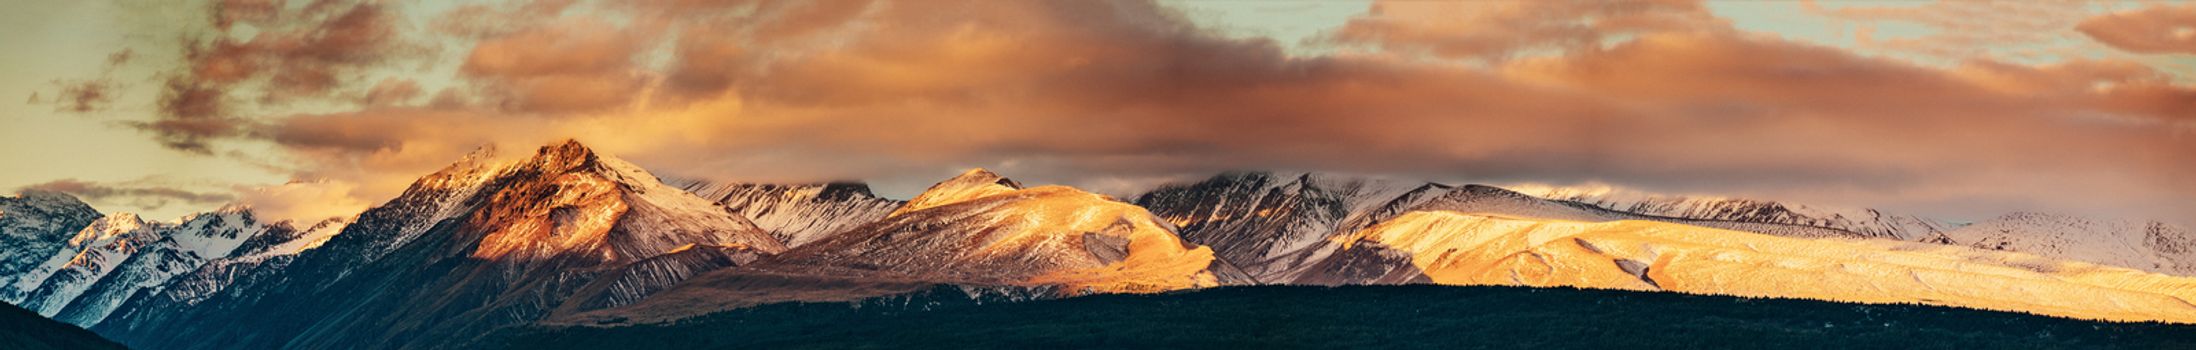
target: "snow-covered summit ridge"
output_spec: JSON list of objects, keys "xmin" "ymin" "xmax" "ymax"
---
[
  {"xmin": 664, "ymin": 178, "xmax": 904, "ymax": 248},
  {"xmin": 1508, "ymin": 183, "xmax": 1957, "ymax": 240},
  {"xmin": 0, "ymin": 190, "xmax": 104, "ymax": 301},
  {"xmin": 463, "ymin": 140, "xmax": 787, "ymax": 262},
  {"xmin": 891, "ymin": 168, "xmax": 1026, "ymax": 216},
  {"xmin": 1943, "ymin": 212, "xmax": 2196, "ymax": 276}
]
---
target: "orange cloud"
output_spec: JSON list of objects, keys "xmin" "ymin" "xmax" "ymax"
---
[
  {"xmin": 1326, "ymin": 0, "xmax": 1726, "ymax": 60},
  {"xmin": 460, "ymin": 18, "xmax": 652, "ymax": 113},
  {"xmin": 100, "ymin": 0, "xmax": 2196, "ymax": 224},
  {"xmin": 2078, "ymin": 4, "xmax": 2196, "ymax": 54}
]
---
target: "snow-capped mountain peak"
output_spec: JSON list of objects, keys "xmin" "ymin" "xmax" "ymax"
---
[
  {"xmin": 891, "ymin": 168, "xmax": 1026, "ymax": 216},
  {"xmin": 0, "ymin": 190, "xmax": 103, "ymax": 302},
  {"xmin": 466, "ymin": 140, "xmax": 786, "ymax": 262}
]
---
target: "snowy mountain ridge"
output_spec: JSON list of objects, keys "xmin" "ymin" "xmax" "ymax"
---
[
  {"xmin": 0, "ymin": 190, "xmax": 104, "ymax": 295},
  {"xmin": 665, "ymin": 179, "xmax": 903, "ymax": 248},
  {"xmin": 1941, "ymin": 212, "xmax": 2196, "ymax": 276},
  {"xmin": 0, "ymin": 202, "xmax": 346, "ymax": 328},
  {"xmin": 1509, "ymin": 183, "xmax": 1960, "ymax": 240},
  {"xmin": 0, "ymin": 141, "xmax": 2184, "ymax": 348}
]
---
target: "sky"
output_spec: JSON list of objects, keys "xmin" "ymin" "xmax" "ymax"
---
[{"xmin": 1, "ymin": 0, "xmax": 2191, "ymax": 226}]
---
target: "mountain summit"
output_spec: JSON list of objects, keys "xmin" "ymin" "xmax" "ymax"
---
[
  {"xmin": 891, "ymin": 168, "xmax": 1025, "ymax": 216},
  {"xmin": 94, "ymin": 140, "xmax": 786, "ymax": 350}
]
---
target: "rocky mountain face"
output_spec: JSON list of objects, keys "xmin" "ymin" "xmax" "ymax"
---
[
  {"xmin": 42, "ymin": 208, "xmax": 280, "ymax": 326},
  {"xmin": 668, "ymin": 180, "xmax": 904, "ymax": 248},
  {"xmin": 1132, "ymin": 172, "xmax": 1436, "ymax": 281},
  {"xmin": 0, "ymin": 191, "xmax": 103, "ymax": 300},
  {"xmin": 93, "ymin": 140, "xmax": 785, "ymax": 350},
  {"xmin": 99, "ymin": 218, "xmax": 349, "ymax": 317}
]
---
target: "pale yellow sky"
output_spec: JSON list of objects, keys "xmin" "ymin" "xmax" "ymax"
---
[{"xmin": 2, "ymin": 1, "xmax": 287, "ymax": 220}]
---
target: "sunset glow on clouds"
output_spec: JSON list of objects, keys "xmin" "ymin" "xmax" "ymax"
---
[{"xmin": 4, "ymin": 0, "xmax": 2192, "ymax": 224}]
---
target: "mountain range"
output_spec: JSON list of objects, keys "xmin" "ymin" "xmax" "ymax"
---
[{"xmin": 2, "ymin": 140, "xmax": 2192, "ymax": 349}]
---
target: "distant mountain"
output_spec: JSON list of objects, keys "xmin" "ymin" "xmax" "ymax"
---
[
  {"xmin": 0, "ymin": 203, "xmax": 340, "ymax": 329},
  {"xmin": 45, "ymin": 208, "xmax": 291, "ymax": 326},
  {"xmin": 667, "ymin": 180, "xmax": 903, "ymax": 248},
  {"xmin": 0, "ymin": 190, "xmax": 103, "ymax": 298},
  {"xmin": 1516, "ymin": 185, "xmax": 1956, "ymax": 240},
  {"xmin": 5, "ymin": 214, "xmax": 159, "ymax": 309},
  {"xmin": 1296, "ymin": 209, "xmax": 2196, "ymax": 323},
  {"xmin": 1134, "ymin": 172, "xmax": 1432, "ymax": 281},
  {"xmin": 1941, "ymin": 212, "xmax": 2196, "ymax": 276},
  {"xmin": 572, "ymin": 169, "xmax": 1248, "ymax": 324},
  {"xmin": 1136, "ymin": 173, "xmax": 1876, "ymax": 283},
  {"xmin": 95, "ymin": 140, "xmax": 785, "ymax": 350},
  {"xmin": 0, "ymin": 301, "xmax": 125, "ymax": 350},
  {"xmin": 99, "ymin": 217, "xmax": 349, "ymax": 320}
]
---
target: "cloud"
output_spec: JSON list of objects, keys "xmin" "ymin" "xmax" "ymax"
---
[
  {"xmin": 94, "ymin": 0, "xmax": 2196, "ymax": 224},
  {"xmin": 135, "ymin": 80, "xmax": 251, "ymax": 152},
  {"xmin": 458, "ymin": 18, "xmax": 651, "ymax": 113},
  {"xmin": 19, "ymin": 179, "xmax": 236, "ymax": 212},
  {"xmin": 49, "ymin": 79, "xmax": 117, "ymax": 113},
  {"xmin": 136, "ymin": 0, "xmax": 421, "ymax": 154},
  {"xmin": 359, "ymin": 78, "xmax": 423, "ymax": 107},
  {"xmin": 2077, "ymin": 4, "xmax": 2196, "ymax": 55},
  {"xmin": 1803, "ymin": 0, "xmax": 2096, "ymax": 62},
  {"xmin": 1324, "ymin": 0, "xmax": 1727, "ymax": 60},
  {"xmin": 37, "ymin": 49, "xmax": 135, "ymax": 113}
]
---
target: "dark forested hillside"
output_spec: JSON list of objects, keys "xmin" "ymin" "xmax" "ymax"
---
[
  {"xmin": 486, "ymin": 285, "xmax": 2196, "ymax": 349},
  {"xmin": 0, "ymin": 302, "xmax": 126, "ymax": 350}
]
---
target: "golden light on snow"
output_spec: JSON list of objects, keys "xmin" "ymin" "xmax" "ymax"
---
[{"xmin": 1340, "ymin": 211, "xmax": 2196, "ymax": 323}]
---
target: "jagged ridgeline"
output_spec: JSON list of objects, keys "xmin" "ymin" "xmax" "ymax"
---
[{"xmin": 0, "ymin": 140, "xmax": 2188, "ymax": 350}]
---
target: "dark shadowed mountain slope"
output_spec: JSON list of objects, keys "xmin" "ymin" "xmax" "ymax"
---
[{"xmin": 0, "ymin": 301, "xmax": 125, "ymax": 350}]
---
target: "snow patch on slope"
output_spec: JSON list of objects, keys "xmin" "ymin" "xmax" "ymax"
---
[
  {"xmin": 1510, "ymin": 183, "xmax": 1957, "ymax": 240},
  {"xmin": 1943, "ymin": 213, "xmax": 2196, "ymax": 276},
  {"xmin": 892, "ymin": 168, "xmax": 1023, "ymax": 216},
  {"xmin": 666, "ymin": 179, "xmax": 903, "ymax": 248},
  {"xmin": 1307, "ymin": 211, "xmax": 2196, "ymax": 323}
]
